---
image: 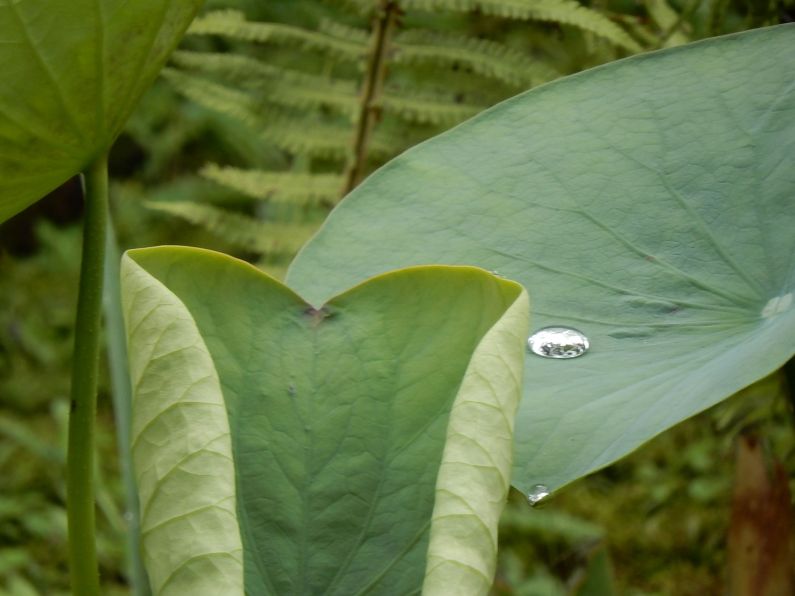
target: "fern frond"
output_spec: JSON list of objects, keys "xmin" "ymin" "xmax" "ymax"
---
[
  {"xmin": 172, "ymin": 51, "xmax": 359, "ymax": 117},
  {"xmin": 163, "ymin": 69, "xmax": 357, "ymax": 159},
  {"xmin": 324, "ymin": 0, "xmax": 380, "ymax": 17},
  {"xmin": 380, "ymin": 92, "xmax": 485, "ymax": 126},
  {"xmin": 399, "ymin": 0, "xmax": 641, "ymax": 51},
  {"xmin": 264, "ymin": 109, "xmax": 404, "ymax": 160},
  {"xmin": 264, "ymin": 116, "xmax": 355, "ymax": 159},
  {"xmin": 188, "ymin": 10, "xmax": 368, "ymax": 61},
  {"xmin": 317, "ymin": 17, "xmax": 370, "ymax": 44},
  {"xmin": 200, "ymin": 164, "xmax": 345, "ymax": 205},
  {"xmin": 393, "ymin": 30, "xmax": 561, "ymax": 87},
  {"xmin": 365, "ymin": 119, "xmax": 436, "ymax": 159},
  {"xmin": 171, "ymin": 50, "xmax": 358, "ymax": 94},
  {"xmin": 145, "ymin": 201, "xmax": 317, "ymax": 254},
  {"xmin": 645, "ymin": 0, "xmax": 690, "ymax": 47},
  {"xmin": 162, "ymin": 68, "xmax": 263, "ymax": 126},
  {"xmin": 368, "ymin": 124, "xmax": 423, "ymax": 158},
  {"xmin": 611, "ymin": 12, "xmax": 660, "ymax": 47}
]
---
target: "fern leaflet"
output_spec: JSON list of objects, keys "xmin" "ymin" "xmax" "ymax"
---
[
  {"xmin": 188, "ymin": 10, "xmax": 367, "ymax": 61},
  {"xmin": 200, "ymin": 164, "xmax": 345, "ymax": 205},
  {"xmin": 145, "ymin": 201, "xmax": 318, "ymax": 255},
  {"xmin": 172, "ymin": 51, "xmax": 359, "ymax": 117},
  {"xmin": 399, "ymin": 0, "xmax": 641, "ymax": 50},
  {"xmin": 393, "ymin": 30, "xmax": 561, "ymax": 87},
  {"xmin": 380, "ymin": 92, "xmax": 485, "ymax": 126}
]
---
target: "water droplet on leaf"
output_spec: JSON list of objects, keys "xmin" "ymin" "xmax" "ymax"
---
[
  {"xmin": 527, "ymin": 326, "xmax": 589, "ymax": 359},
  {"xmin": 527, "ymin": 484, "xmax": 550, "ymax": 506}
]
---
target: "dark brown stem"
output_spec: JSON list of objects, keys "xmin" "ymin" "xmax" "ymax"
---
[
  {"xmin": 783, "ymin": 356, "xmax": 795, "ymax": 420},
  {"xmin": 728, "ymin": 432, "xmax": 793, "ymax": 595},
  {"xmin": 341, "ymin": 1, "xmax": 400, "ymax": 196}
]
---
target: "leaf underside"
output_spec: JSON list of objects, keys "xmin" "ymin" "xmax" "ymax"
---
[
  {"xmin": 123, "ymin": 256, "xmax": 244, "ymax": 596},
  {"xmin": 123, "ymin": 246, "xmax": 528, "ymax": 595},
  {"xmin": 287, "ymin": 25, "xmax": 795, "ymax": 494}
]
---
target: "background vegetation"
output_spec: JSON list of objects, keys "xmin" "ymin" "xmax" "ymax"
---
[{"xmin": 0, "ymin": 0, "xmax": 793, "ymax": 594}]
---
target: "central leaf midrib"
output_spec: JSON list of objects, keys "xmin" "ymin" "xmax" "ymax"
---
[
  {"xmin": 317, "ymin": 310, "xmax": 397, "ymax": 595},
  {"xmin": 7, "ymin": 1, "xmax": 89, "ymax": 144},
  {"xmin": 297, "ymin": 320, "xmax": 319, "ymax": 594}
]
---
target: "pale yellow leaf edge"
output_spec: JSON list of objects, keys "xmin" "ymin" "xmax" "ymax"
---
[
  {"xmin": 121, "ymin": 255, "xmax": 245, "ymax": 596},
  {"xmin": 422, "ymin": 287, "xmax": 529, "ymax": 596}
]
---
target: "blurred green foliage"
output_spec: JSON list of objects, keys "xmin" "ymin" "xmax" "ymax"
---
[
  {"xmin": 0, "ymin": 0, "xmax": 793, "ymax": 593},
  {"xmin": 0, "ymin": 224, "xmax": 127, "ymax": 594}
]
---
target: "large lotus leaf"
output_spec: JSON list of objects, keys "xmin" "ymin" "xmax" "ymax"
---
[
  {"xmin": 287, "ymin": 25, "xmax": 795, "ymax": 495},
  {"xmin": 121, "ymin": 246, "xmax": 528, "ymax": 595},
  {"xmin": 0, "ymin": 0, "xmax": 203, "ymax": 223}
]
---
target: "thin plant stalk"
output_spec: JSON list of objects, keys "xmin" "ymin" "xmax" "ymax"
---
[
  {"xmin": 67, "ymin": 153, "xmax": 109, "ymax": 596},
  {"xmin": 342, "ymin": 0, "xmax": 400, "ymax": 194},
  {"xmin": 103, "ymin": 212, "xmax": 151, "ymax": 595}
]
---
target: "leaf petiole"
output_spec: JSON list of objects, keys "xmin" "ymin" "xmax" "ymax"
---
[{"xmin": 67, "ymin": 153, "xmax": 109, "ymax": 596}]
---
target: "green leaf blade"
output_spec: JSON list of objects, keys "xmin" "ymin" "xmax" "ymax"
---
[
  {"xmin": 124, "ymin": 246, "xmax": 528, "ymax": 595},
  {"xmin": 287, "ymin": 25, "xmax": 795, "ymax": 494},
  {"xmin": 0, "ymin": 0, "xmax": 203, "ymax": 223}
]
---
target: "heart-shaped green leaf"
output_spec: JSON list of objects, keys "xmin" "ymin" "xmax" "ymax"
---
[
  {"xmin": 287, "ymin": 25, "xmax": 795, "ymax": 495},
  {"xmin": 0, "ymin": 0, "xmax": 203, "ymax": 223},
  {"xmin": 122, "ymin": 246, "xmax": 528, "ymax": 595}
]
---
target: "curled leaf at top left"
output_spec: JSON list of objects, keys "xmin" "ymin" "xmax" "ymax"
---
[{"xmin": 0, "ymin": 0, "xmax": 204, "ymax": 223}]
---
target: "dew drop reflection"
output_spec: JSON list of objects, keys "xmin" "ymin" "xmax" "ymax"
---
[
  {"xmin": 527, "ymin": 484, "xmax": 550, "ymax": 506},
  {"xmin": 527, "ymin": 327, "xmax": 589, "ymax": 359}
]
